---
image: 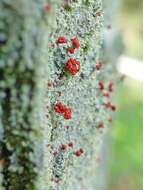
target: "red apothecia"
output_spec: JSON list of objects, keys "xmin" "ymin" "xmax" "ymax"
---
[
  {"xmin": 98, "ymin": 122, "xmax": 104, "ymax": 129},
  {"xmin": 68, "ymin": 142, "xmax": 74, "ymax": 148},
  {"xmin": 54, "ymin": 102, "xmax": 72, "ymax": 120},
  {"xmin": 74, "ymin": 148, "xmax": 84, "ymax": 157},
  {"xmin": 67, "ymin": 47, "xmax": 75, "ymax": 54},
  {"xmin": 63, "ymin": 107, "xmax": 72, "ymax": 120},
  {"xmin": 109, "ymin": 82, "xmax": 114, "ymax": 92},
  {"xmin": 65, "ymin": 125, "xmax": 70, "ymax": 129},
  {"xmin": 104, "ymin": 101, "xmax": 111, "ymax": 109},
  {"xmin": 71, "ymin": 37, "xmax": 80, "ymax": 49},
  {"xmin": 54, "ymin": 102, "xmax": 66, "ymax": 114},
  {"xmin": 65, "ymin": 58, "xmax": 80, "ymax": 75},
  {"xmin": 53, "ymin": 151, "xmax": 58, "ymax": 157},
  {"xmin": 104, "ymin": 102, "xmax": 116, "ymax": 111},
  {"xmin": 79, "ymin": 148, "xmax": 84, "ymax": 154},
  {"xmin": 48, "ymin": 80, "xmax": 52, "ymax": 88},
  {"xmin": 104, "ymin": 92, "xmax": 110, "ymax": 97},
  {"xmin": 98, "ymin": 81, "xmax": 104, "ymax": 90},
  {"xmin": 57, "ymin": 36, "xmax": 67, "ymax": 44},
  {"xmin": 96, "ymin": 62, "xmax": 102, "ymax": 70},
  {"xmin": 110, "ymin": 104, "xmax": 116, "ymax": 111},
  {"xmin": 60, "ymin": 144, "xmax": 67, "ymax": 151}
]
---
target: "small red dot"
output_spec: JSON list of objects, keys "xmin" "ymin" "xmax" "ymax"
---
[
  {"xmin": 109, "ymin": 82, "xmax": 114, "ymax": 92},
  {"xmin": 65, "ymin": 125, "xmax": 69, "ymax": 129},
  {"xmin": 98, "ymin": 122, "xmax": 104, "ymax": 129},
  {"xmin": 67, "ymin": 47, "xmax": 75, "ymax": 54},
  {"xmin": 60, "ymin": 144, "xmax": 67, "ymax": 151},
  {"xmin": 74, "ymin": 151, "xmax": 81, "ymax": 157},
  {"xmin": 53, "ymin": 151, "xmax": 58, "ymax": 157},
  {"xmin": 48, "ymin": 81, "xmax": 52, "ymax": 88},
  {"xmin": 79, "ymin": 148, "xmax": 84, "ymax": 154},
  {"xmin": 98, "ymin": 81, "xmax": 104, "ymax": 90},
  {"xmin": 68, "ymin": 142, "xmax": 74, "ymax": 148},
  {"xmin": 104, "ymin": 92, "xmax": 110, "ymax": 97},
  {"xmin": 111, "ymin": 105, "xmax": 116, "ymax": 111},
  {"xmin": 96, "ymin": 62, "xmax": 102, "ymax": 70}
]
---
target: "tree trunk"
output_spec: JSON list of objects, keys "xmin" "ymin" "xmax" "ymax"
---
[
  {"xmin": 0, "ymin": 0, "xmax": 121, "ymax": 190},
  {"xmin": 0, "ymin": 0, "xmax": 50, "ymax": 189}
]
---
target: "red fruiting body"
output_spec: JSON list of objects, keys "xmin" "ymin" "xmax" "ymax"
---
[
  {"xmin": 53, "ymin": 151, "xmax": 58, "ymax": 157},
  {"xmin": 54, "ymin": 102, "xmax": 72, "ymax": 119},
  {"xmin": 74, "ymin": 149, "xmax": 84, "ymax": 157},
  {"xmin": 65, "ymin": 58, "xmax": 80, "ymax": 75},
  {"xmin": 109, "ymin": 82, "xmax": 114, "ymax": 92},
  {"xmin": 64, "ymin": 107, "xmax": 72, "ymax": 120},
  {"xmin": 98, "ymin": 123, "xmax": 104, "ymax": 129},
  {"xmin": 104, "ymin": 101, "xmax": 111, "ymax": 109},
  {"xmin": 60, "ymin": 144, "xmax": 67, "ymax": 151},
  {"xmin": 104, "ymin": 92, "xmax": 110, "ymax": 97},
  {"xmin": 71, "ymin": 37, "xmax": 80, "ymax": 49},
  {"xmin": 68, "ymin": 142, "xmax": 73, "ymax": 148},
  {"xmin": 57, "ymin": 36, "xmax": 67, "ymax": 44},
  {"xmin": 98, "ymin": 81, "xmax": 104, "ymax": 90},
  {"xmin": 74, "ymin": 151, "xmax": 81, "ymax": 157},
  {"xmin": 96, "ymin": 11, "xmax": 101, "ymax": 16},
  {"xmin": 79, "ymin": 148, "xmax": 84, "ymax": 154},
  {"xmin": 96, "ymin": 62, "xmax": 102, "ymax": 70},
  {"xmin": 44, "ymin": 4, "xmax": 52, "ymax": 12},
  {"xmin": 48, "ymin": 80, "xmax": 52, "ymax": 88},
  {"xmin": 54, "ymin": 102, "xmax": 67, "ymax": 114},
  {"xmin": 110, "ymin": 104, "xmax": 116, "ymax": 111},
  {"xmin": 65, "ymin": 125, "xmax": 69, "ymax": 129},
  {"xmin": 67, "ymin": 47, "xmax": 75, "ymax": 54}
]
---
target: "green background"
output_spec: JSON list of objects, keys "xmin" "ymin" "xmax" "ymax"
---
[{"xmin": 108, "ymin": 0, "xmax": 143, "ymax": 189}]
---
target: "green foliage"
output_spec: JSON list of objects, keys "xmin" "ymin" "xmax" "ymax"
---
[
  {"xmin": 109, "ymin": 81, "xmax": 143, "ymax": 189},
  {"xmin": 121, "ymin": 0, "xmax": 143, "ymax": 60}
]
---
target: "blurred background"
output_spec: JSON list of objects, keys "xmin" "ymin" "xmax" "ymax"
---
[{"xmin": 108, "ymin": 0, "xmax": 143, "ymax": 189}]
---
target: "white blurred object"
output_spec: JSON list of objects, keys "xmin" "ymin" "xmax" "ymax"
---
[{"xmin": 117, "ymin": 55, "xmax": 143, "ymax": 81}]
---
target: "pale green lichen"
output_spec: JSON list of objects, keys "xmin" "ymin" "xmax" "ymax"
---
[
  {"xmin": 0, "ymin": 0, "xmax": 121, "ymax": 190},
  {"xmin": 0, "ymin": 0, "xmax": 52, "ymax": 189}
]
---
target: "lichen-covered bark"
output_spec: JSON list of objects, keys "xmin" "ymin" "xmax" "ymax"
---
[
  {"xmin": 39, "ymin": 1, "xmax": 118, "ymax": 190},
  {"xmin": 0, "ymin": 0, "xmax": 121, "ymax": 190},
  {"xmin": 0, "ymin": 0, "xmax": 51, "ymax": 189}
]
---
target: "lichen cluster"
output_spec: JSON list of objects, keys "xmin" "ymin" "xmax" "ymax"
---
[{"xmin": 0, "ymin": 0, "xmax": 120, "ymax": 190}]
